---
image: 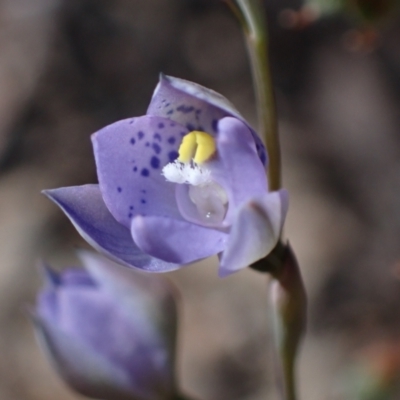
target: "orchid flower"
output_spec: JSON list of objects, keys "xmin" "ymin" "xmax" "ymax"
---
[
  {"xmin": 44, "ymin": 75, "xmax": 288, "ymax": 276},
  {"xmin": 33, "ymin": 251, "xmax": 178, "ymax": 400}
]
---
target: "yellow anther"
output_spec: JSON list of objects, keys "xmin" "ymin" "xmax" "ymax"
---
[
  {"xmin": 178, "ymin": 132, "xmax": 197, "ymax": 163},
  {"xmin": 193, "ymin": 131, "xmax": 216, "ymax": 163},
  {"xmin": 178, "ymin": 131, "xmax": 216, "ymax": 164}
]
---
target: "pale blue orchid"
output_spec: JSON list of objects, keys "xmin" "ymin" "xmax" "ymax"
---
[{"xmin": 44, "ymin": 75, "xmax": 288, "ymax": 276}]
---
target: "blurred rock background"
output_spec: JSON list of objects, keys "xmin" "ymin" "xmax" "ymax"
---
[{"xmin": 1, "ymin": 0, "xmax": 400, "ymax": 399}]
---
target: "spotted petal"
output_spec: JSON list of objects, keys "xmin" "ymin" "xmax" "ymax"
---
[
  {"xmin": 147, "ymin": 75, "xmax": 267, "ymax": 164},
  {"xmin": 131, "ymin": 215, "xmax": 228, "ymax": 264},
  {"xmin": 219, "ymin": 189, "xmax": 289, "ymax": 277},
  {"xmin": 43, "ymin": 185, "xmax": 179, "ymax": 272},
  {"xmin": 92, "ymin": 115, "xmax": 188, "ymax": 228},
  {"xmin": 147, "ymin": 75, "xmax": 234, "ymax": 135}
]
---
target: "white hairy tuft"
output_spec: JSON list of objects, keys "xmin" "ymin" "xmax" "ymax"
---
[{"xmin": 162, "ymin": 160, "xmax": 212, "ymax": 186}]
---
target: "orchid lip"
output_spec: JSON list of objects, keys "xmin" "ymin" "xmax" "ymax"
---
[
  {"xmin": 188, "ymin": 181, "xmax": 228, "ymax": 225},
  {"xmin": 163, "ymin": 161, "xmax": 229, "ymax": 226}
]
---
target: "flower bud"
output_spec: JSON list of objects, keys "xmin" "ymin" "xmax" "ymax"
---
[{"xmin": 33, "ymin": 251, "xmax": 178, "ymax": 400}]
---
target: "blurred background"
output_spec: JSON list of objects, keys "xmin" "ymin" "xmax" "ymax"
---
[{"xmin": 1, "ymin": 0, "xmax": 400, "ymax": 399}]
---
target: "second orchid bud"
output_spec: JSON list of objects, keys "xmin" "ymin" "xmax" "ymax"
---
[{"xmin": 33, "ymin": 251, "xmax": 178, "ymax": 400}]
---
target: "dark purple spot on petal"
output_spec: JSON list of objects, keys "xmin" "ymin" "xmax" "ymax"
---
[
  {"xmin": 212, "ymin": 119, "xmax": 218, "ymax": 132},
  {"xmin": 260, "ymin": 151, "xmax": 267, "ymax": 165},
  {"xmin": 181, "ymin": 131, "xmax": 186, "ymax": 137},
  {"xmin": 133, "ymin": 166, "xmax": 138, "ymax": 172},
  {"xmin": 138, "ymin": 131, "xmax": 144, "ymax": 140},
  {"xmin": 150, "ymin": 156, "xmax": 160, "ymax": 169},
  {"xmin": 129, "ymin": 118, "xmax": 135, "ymax": 124},
  {"xmin": 158, "ymin": 123, "xmax": 165, "ymax": 129},
  {"xmin": 141, "ymin": 190, "xmax": 146, "ymax": 194},
  {"xmin": 196, "ymin": 109, "xmax": 202, "ymax": 115},
  {"xmin": 117, "ymin": 187, "xmax": 122, "ymax": 193},
  {"xmin": 168, "ymin": 151, "xmax": 179, "ymax": 162},
  {"xmin": 152, "ymin": 143, "xmax": 161, "ymax": 154},
  {"xmin": 154, "ymin": 133, "xmax": 162, "ymax": 142},
  {"xmin": 166, "ymin": 102, "xmax": 170, "ymax": 107},
  {"xmin": 128, "ymin": 213, "xmax": 133, "ymax": 218},
  {"xmin": 168, "ymin": 137, "xmax": 176, "ymax": 145},
  {"xmin": 130, "ymin": 205, "xmax": 134, "ymax": 210},
  {"xmin": 167, "ymin": 110, "xmax": 174, "ymax": 115},
  {"xmin": 186, "ymin": 123, "xmax": 195, "ymax": 131},
  {"xmin": 141, "ymin": 199, "xmax": 146, "ymax": 204},
  {"xmin": 177, "ymin": 105, "xmax": 195, "ymax": 114},
  {"xmin": 145, "ymin": 142, "xmax": 150, "ymax": 147},
  {"xmin": 130, "ymin": 138, "xmax": 136, "ymax": 145},
  {"xmin": 170, "ymin": 122, "xmax": 175, "ymax": 127},
  {"xmin": 141, "ymin": 168, "xmax": 150, "ymax": 177}
]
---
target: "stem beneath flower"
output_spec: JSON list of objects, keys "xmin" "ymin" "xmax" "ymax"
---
[
  {"xmin": 270, "ymin": 244, "xmax": 306, "ymax": 400},
  {"xmin": 273, "ymin": 316, "xmax": 299, "ymax": 400},
  {"xmin": 280, "ymin": 349, "xmax": 297, "ymax": 400},
  {"xmin": 227, "ymin": 0, "xmax": 281, "ymax": 191}
]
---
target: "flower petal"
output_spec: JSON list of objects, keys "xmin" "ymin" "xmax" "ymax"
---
[
  {"xmin": 77, "ymin": 250, "xmax": 177, "ymax": 394},
  {"xmin": 57, "ymin": 284, "xmax": 169, "ymax": 399},
  {"xmin": 33, "ymin": 316, "xmax": 140, "ymax": 400},
  {"xmin": 61, "ymin": 268, "xmax": 95, "ymax": 287},
  {"xmin": 77, "ymin": 251, "xmax": 178, "ymax": 347},
  {"xmin": 131, "ymin": 215, "xmax": 228, "ymax": 264},
  {"xmin": 43, "ymin": 185, "xmax": 179, "ymax": 272},
  {"xmin": 212, "ymin": 117, "xmax": 268, "ymax": 224},
  {"xmin": 37, "ymin": 288, "xmax": 58, "ymax": 325},
  {"xmin": 77, "ymin": 250, "xmax": 177, "ymax": 316},
  {"xmin": 147, "ymin": 74, "xmax": 236, "ymax": 134},
  {"xmin": 147, "ymin": 75, "xmax": 267, "ymax": 164},
  {"xmin": 219, "ymin": 189, "xmax": 289, "ymax": 277},
  {"xmin": 92, "ymin": 115, "xmax": 188, "ymax": 228}
]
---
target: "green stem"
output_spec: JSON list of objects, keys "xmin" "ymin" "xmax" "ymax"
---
[
  {"xmin": 251, "ymin": 243, "xmax": 304, "ymax": 400},
  {"xmin": 281, "ymin": 351, "xmax": 297, "ymax": 400},
  {"xmin": 227, "ymin": 0, "xmax": 281, "ymax": 190},
  {"xmin": 274, "ymin": 332, "xmax": 298, "ymax": 400},
  {"xmin": 274, "ymin": 297, "xmax": 301, "ymax": 400},
  {"xmin": 270, "ymin": 245, "xmax": 306, "ymax": 400}
]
